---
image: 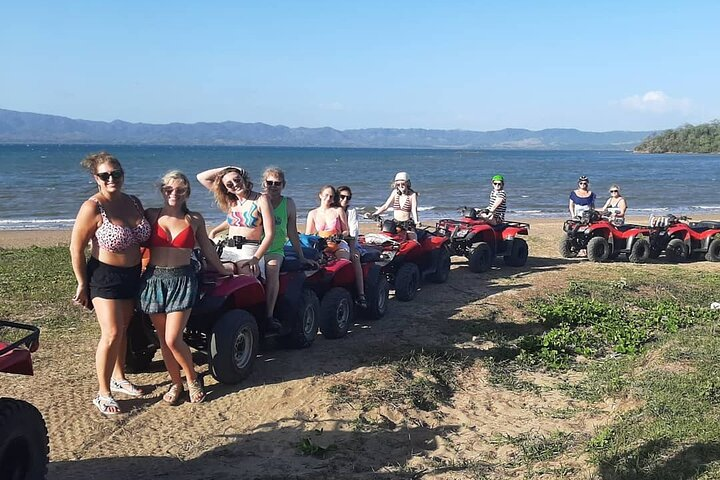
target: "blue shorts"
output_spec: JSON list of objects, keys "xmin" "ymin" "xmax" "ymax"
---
[{"xmin": 138, "ymin": 265, "xmax": 198, "ymax": 314}]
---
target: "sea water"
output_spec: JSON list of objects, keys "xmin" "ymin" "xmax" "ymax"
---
[{"xmin": 0, "ymin": 144, "xmax": 718, "ymax": 230}]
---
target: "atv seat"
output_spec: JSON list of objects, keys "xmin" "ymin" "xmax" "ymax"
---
[
  {"xmin": 360, "ymin": 249, "xmax": 381, "ymax": 263},
  {"xmin": 616, "ymin": 224, "xmax": 640, "ymax": 232},
  {"xmin": 691, "ymin": 221, "xmax": 720, "ymax": 230}
]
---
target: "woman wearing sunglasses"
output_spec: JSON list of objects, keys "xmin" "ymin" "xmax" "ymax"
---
[
  {"xmin": 337, "ymin": 185, "xmax": 367, "ymax": 308},
  {"xmin": 600, "ymin": 184, "xmax": 627, "ymax": 225},
  {"xmin": 196, "ymin": 166, "xmax": 275, "ymax": 280},
  {"xmin": 568, "ymin": 175, "xmax": 596, "ymax": 218},
  {"xmin": 372, "ymin": 171, "xmax": 419, "ymax": 225},
  {"xmin": 139, "ymin": 171, "xmax": 230, "ymax": 405},
  {"xmin": 70, "ymin": 152, "xmax": 150, "ymax": 415},
  {"xmin": 478, "ymin": 174, "xmax": 507, "ymax": 225}
]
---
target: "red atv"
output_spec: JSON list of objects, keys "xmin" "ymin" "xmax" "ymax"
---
[
  {"xmin": 294, "ymin": 234, "xmax": 390, "ymax": 340},
  {"xmin": 436, "ymin": 207, "xmax": 530, "ymax": 273},
  {"xmin": 649, "ymin": 214, "xmax": 720, "ymax": 262},
  {"xmin": 559, "ymin": 210, "xmax": 652, "ymax": 263},
  {"xmin": 127, "ymin": 237, "xmax": 321, "ymax": 385},
  {"xmin": 358, "ymin": 215, "xmax": 451, "ymax": 301},
  {"xmin": 0, "ymin": 321, "xmax": 49, "ymax": 480}
]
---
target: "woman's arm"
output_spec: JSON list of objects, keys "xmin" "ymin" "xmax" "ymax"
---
[
  {"xmin": 305, "ymin": 209, "xmax": 316, "ymax": 235},
  {"xmin": 252, "ymin": 194, "xmax": 275, "ymax": 259},
  {"xmin": 410, "ymin": 193, "xmax": 419, "ymax": 224},
  {"xmin": 209, "ymin": 220, "xmax": 229, "ymax": 239},
  {"xmin": 600, "ymin": 198, "xmax": 612, "ymax": 212},
  {"xmin": 568, "ymin": 196, "xmax": 575, "ymax": 217},
  {"xmin": 196, "ymin": 166, "xmax": 235, "ymax": 190},
  {"xmin": 69, "ymin": 200, "xmax": 99, "ymax": 309},
  {"xmin": 191, "ymin": 213, "xmax": 232, "ymax": 273},
  {"xmin": 589, "ymin": 192, "xmax": 596, "ymax": 209},
  {"xmin": 337, "ymin": 208, "xmax": 350, "ymax": 237},
  {"xmin": 373, "ymin": 192, "xmax": 395, "ymax": 216},
  {"xmin": 346, "ymin": 207, "xmax": 359, "ymax": 238}
]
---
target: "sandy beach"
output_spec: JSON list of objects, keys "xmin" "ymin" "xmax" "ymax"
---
[{"xmin": 0, "ymin": 215, "xmax": 717, "ymax": 479}]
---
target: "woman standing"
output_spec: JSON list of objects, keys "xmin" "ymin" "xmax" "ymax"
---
[
  {"xmin": 140, "ymin": 171, "xmax": 231, "ymax": 404},
  {"xmin": 568, "ymin": 175, "xmax": 596, "ymax": 218},
  {"xmin": 71, "ymin": 152, "xmax": 150, "ymax": 415}
]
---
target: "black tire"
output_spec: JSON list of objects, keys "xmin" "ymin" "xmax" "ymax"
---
[
  {"xmin": 427, "ymin": 246, "xmax": 451, "ymax": 283},
  {"xmin": 628, "ymin": 238, "xmax": 651, "ymax": 263},
  {"xmin": 504, "ymin": 238, "xmax": 529, "ymax": 267},
  {"xmin": 0, "ymin": 398, "xmax": 49, "ymax": 480},
  {"xmin": 559, "ymin": 237, "xmax": 578, "ymax": 258},
  {"xmin": 209, "ymin": 309, "xmax": 259, "ymax": 384},
  {"xmin": 468, "ymin": 243, "xmax": 492, "ymax": 273},
  {"xmin": 319, "ymin": 287, "xmax": 353, "ymax": 339},
  {"xmin": 363, "ymin": 270, "xmax": 390, "ymax": 320},
  {"xmin": 705, "ymin": 238, "xmax": 720, "ymax": 262},
  {"xmin": 394, "ymin": 263, "xmax": 421, "ymax": 301},
  {"xmin": 586, "ymin": 236, "xmax": 610, "ymax": 262},
  {"xmin": 665, "ymin": 238, "xmax": 688, "ymax": 262},
  {"xmin": 125, "ymin": 312, "xmax": 157, "ymax": 373},
  {"xmin": 278, "ymin": 289, "xmax": 319, "ymax": 349}
]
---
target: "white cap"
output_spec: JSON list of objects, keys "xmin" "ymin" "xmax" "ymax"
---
[{"xmin": 395, "ymin": 171, "xmax": 409, "ymax": 182}]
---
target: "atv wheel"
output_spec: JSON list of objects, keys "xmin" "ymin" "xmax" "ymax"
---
[
  {"xmin": 363, "ymin": 270, "xmax": 390, "ymax": 320},
  {"xmin": 468, "ymin": 243, "xmax": 492, "ymax": 273},
  {"xmin": 665, "ymin": 238, "xmax": 688, "ymax": 262},
  {"xmin": 628, "ymin": 238, "xmax": 651, "ymax": 263},
  {"xmin": 394, "ymin": 263, "xmax": 421, "ymax": 301},
  {"xmin": 586, "ymin": 237, "xmax": 610, "ymax": 262},
  {"xmin": 209, "ymin": 309, "xmax": 259, "ymax": 384},
  {"xmin": 427, "ymin": 246, "xmax": 451, "ymax": 283},
  {"xmin": 559, "ymin": 236, "xmax": 578, "ymax": 258},
  {"xmin": 0, "ymin": 398, "xmax": 49, "ymax": 480},
  {"xmin": 319, "ymin": 287, "xmax": 353, "ymax": 339},
  {"xmin": 705, "ymin": 238, "xmax": 720, "ymax": 262},
  {"xmin": 279, "ymin": 289, "xmax": 319, "ymax": 349},
  {"xmin": 504, "ymin": 238, "xmax": 529, "ymax": 267}
]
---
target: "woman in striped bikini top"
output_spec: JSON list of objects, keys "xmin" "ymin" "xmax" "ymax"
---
[{"xmin": 372, "ymin": 171, "xmax": 419, "ymax": 225}]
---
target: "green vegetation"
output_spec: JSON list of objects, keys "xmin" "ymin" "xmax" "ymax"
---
[{"xmin": 634, "ymin": 120, "xmax": 720, "ymax": 153}]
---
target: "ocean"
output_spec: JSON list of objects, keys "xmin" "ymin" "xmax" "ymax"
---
[{"xmin": 0, "ymin": 144, "xmax": 718, "ymax": 230}]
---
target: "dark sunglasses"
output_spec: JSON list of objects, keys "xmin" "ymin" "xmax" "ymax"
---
[
  {"xmin": 339, "ymin": 194, "xmax": 352, "ymax": 200},
  {"xmin": 579, "ymin": 182, "xmax": 589, "ymax": 185},
  {"xmin": 493, "ymin": 182, "xmax": 503, "ymax": 186},
  {"xmin": 265, "ymin": 180, "xmax": 283, "ymax": 187},
  {"xmin": 609, "ymin": 189, "xmax": 619, "ymax": 193},
  {"xmin": 162, "ymin": 186, "xmax": 188, "ymax": 195},
  {"xmin": 95, "ymin": 170, "xmax": 123, "ymax": 182}
]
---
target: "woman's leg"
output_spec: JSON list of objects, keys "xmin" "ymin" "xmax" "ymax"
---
[
  {"xmin": 150, "ymin": 313, "xmax": 184, "ymax": 386},
  {"xmin": 93, "ymin": 298, "xmax": 128, "ymax": 400},
  {"xmin": 162, "ymin": 310, "xmax": 197, "ymax": 383},
  {"xmin": 111, "ymin": 298, "xmax": 137, "ymax": 382},
  {"xmin": 264, "ymin": 253, "xmax": 283, "ymax": 323}
]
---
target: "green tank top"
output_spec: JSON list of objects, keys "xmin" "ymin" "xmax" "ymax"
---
[{"xmin": 267, "ymin": 196, "xmax": 288, "ymax": 256}]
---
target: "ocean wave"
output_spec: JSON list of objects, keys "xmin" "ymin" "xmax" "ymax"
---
[
  {"xmin": 691, "ymin": 205, "xmax": 720, "ymax": 210},
  {"xmin": 0, "ymin": 218, "xmax": 76, "ymax": 230}
]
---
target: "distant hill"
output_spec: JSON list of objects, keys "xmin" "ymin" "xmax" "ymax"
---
[
  {"xmin": 0, "ymin": 108, "xmax": 652, "ymax": 149},
  {"xmin": 634, "ymin": 121, "xmax": 720, "ymax": 153}
]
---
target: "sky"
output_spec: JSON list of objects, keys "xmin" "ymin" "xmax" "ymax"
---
[{"xmin": 1, "ymin": 1, "xmax": 718, "ymax": 132}]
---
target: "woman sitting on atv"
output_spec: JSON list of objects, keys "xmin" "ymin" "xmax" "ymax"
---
[
  {"xmin": 307, "ymin": 185, "xmax": 367, "ymax": 308},
  {"xmin": 477, "ymin": 174, "xmax": 507, "ymax": 225},
  {"xmin": 600, "ymin": 184, "xmax": 627, "ymax": 225},
  {"xmin": 372, "ymin": 172, "xmax": 419, "ymax": 237},
  {"xmin": 568, "ymin": 175, "xmax": 596, "ymax": 218}
]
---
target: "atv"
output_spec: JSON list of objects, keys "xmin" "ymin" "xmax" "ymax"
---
[
  {"xmin": 127, "ymin": 237, "xmax": 322, "ymax": 385},
  {"xmin": 292, "ymin": 234, "xmax": 390, "ymax": 340},
  {"xmin": 559, "ymin": 210, "xmax": 652, "ymax": 263},
  {"xmin": 436, "ymin": 206, "xmax": 530, "ymax": 273},
  {"xmin": 358, "ymin": 215, "xmax": 451, "ymax": 302},
  {"xmin": 648, "ymin": 214, "xmax": 720, "ymax": 262},
  {"xmin": 0, "ymin": 321, "xmax": 49, "ymax": 480}
]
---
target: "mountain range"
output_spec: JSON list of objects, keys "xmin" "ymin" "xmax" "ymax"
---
[{"xmin": 0, "ymin": 108, "xmax": 653, "ymax": 149}]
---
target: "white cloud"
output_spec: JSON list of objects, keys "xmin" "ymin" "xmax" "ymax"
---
[{"xmin": 618, "ymin": 90, "xmax": 691, "ymax": 114}]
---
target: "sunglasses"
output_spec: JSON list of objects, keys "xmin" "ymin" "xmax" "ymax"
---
[
  {"xmin": 162, "ymin": 186, "xmax": 188, "ymax": 195},
  {"xmin": 265, "ymin": 180, "xmax": 283, "ymax": 187},
  {"xmin": 579, "ymin": 182, "xmax": 589, "ymax": 185},
  {"xmin": 339, "ymin": 194, "xmax": 352, "ymax": 200},
  {"xmin": 224, "ymin": 180, "xmax": 243, "ymax": 189},
  {"xmin": 95, "ymin": 170, "xmax": 123, "ymax": 182},
  {"xmin": 493, "ymin": 182, "xmax": 503, "ymax": 186},
  {"xmin": 609, "ymin": 189, "xmax": 619, "ymax": 193},
  {"xmin": 395, "ymin": 182, "xmax": 406, "ymax": 186}
]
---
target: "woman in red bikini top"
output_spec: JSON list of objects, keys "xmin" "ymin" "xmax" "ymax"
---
[{"xmin": 140, "ymin": 170, "xmax": 230, "ymax": 405}]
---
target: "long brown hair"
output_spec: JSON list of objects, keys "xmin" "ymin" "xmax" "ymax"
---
[{"xmin": 213, "ymin": 167, "xmax": 253, "ymax": 212}]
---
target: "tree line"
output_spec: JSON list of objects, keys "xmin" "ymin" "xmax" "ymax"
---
[{"xmin": 634, "ymin": 120, "xmax": 720, "ymax": 153}]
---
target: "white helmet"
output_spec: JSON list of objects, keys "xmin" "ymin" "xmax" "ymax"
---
[{"xmin": 394, "ymin": 171, "xmax": 410, "ymax": 182}]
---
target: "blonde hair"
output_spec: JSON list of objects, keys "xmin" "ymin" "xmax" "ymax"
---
[
  {"xmin": 80, "ymin": 151, "xmax": 122, "ymax": 174},
  {"xmin": 262, "ymin": 166, "xmax": 286, "ymax": 185},
  {"xmin": 609, "ymin": 184, "xmax": 621, "ymax": 193},
  {"xmin": 213, "ymin": 167, "xmax": 253, "ymax": 212},
  {"xmin": 160, "ymin": 170, "xmax": 191, "ymax": 214}
]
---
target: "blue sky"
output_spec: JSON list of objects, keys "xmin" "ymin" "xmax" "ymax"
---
[{"xmin": 1, "ymin": 1, "xmax": 718, "ymax": 131}]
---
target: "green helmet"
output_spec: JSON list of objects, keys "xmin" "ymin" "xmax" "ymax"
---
[{"xmin": 492, "ymin": 174, "xmax": 504, "ymax": 183}]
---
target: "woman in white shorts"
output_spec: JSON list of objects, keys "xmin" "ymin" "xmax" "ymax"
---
[{"xmin": 196, "ymin": 166, "xmax": 274, "ymax": 278}]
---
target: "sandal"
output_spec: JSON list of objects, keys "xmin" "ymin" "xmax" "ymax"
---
[
  {"xmin": 187, "ymin": 378, "xmax": 206, "ymax": 404},
  {"xmin": 110, "ymin": 378, "xmax": 144, "ymax": 397},
  {"xmin": 93, "ymin": 394, "xmax": 121, "ymax": 415},
  {"xmin": 163, "ymin": 383, "xmax": 184, "ymax": 405},
  {"xmin": 355, "ymin": 295, "xmax": 368, "ymax": 309}
]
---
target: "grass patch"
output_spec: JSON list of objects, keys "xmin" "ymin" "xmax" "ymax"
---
[{"xmin": 492, "ymin": 430, "xmax": 576, "ymax": 467}]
